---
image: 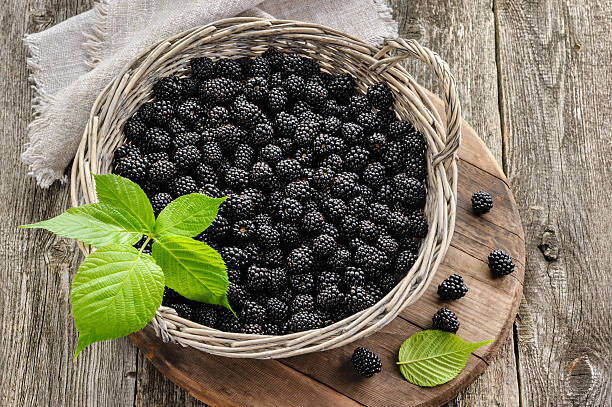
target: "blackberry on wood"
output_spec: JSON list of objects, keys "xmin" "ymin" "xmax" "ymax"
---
[
  {"xmin": 471, "ymin": 190, "xmax": 493, "ymax": 215},
  {"xmin": 437, "ymin": 274, "xmax": 468, "ymax": 300},
  {"xmin": 351, "ymin": 347, "xmax": 382, "ymax": 378},
  {"xmin": 432, "ymin": 307, "xmax": 460, "ymax": 333},
  {"xmin": 488, "ymin": 249, "xmax": 515, "ymax": 277}
]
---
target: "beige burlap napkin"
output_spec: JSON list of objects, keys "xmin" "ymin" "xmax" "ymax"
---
[{"xmin": 23, "ymin": 0, "xmax": 398, "ymax": 188}]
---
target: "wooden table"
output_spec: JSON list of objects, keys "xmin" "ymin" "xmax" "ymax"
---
[{"xmin": 1, "ymin": 1, "xmax": 610, "ymax": 406}]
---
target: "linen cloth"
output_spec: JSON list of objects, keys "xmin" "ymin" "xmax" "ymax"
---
[{"xmin": 23, "ymin": 0, "xmax": 398, "ymax": 187}]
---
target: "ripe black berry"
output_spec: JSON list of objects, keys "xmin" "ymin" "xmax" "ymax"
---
[
  {"xmin": 351, "ymin": 347, "xmax": 382, "ymax": 378},
  {"xmin": 472, "ymin": 190, "xmax": 493, "ymax": 215},
  {"xmin": 432, "ymin": 307, "xmax": 459, "ymax": 333},
  {"xmin": 488, "ymin": 249, "xmax": 515, "ymax": 277},
  {"xmin": 437, "ymin": 274, "xmax": 469, "ymax": 300}
]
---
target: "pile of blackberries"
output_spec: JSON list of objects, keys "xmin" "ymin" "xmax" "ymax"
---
[{"xmin": 114, "ymin": 47, "xmax": 429, "ymax": 335}]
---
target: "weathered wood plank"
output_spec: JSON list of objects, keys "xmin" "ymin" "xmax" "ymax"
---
[
  {"xmin": 387, "ymin": 1, "xmax": 521, "ymax": 406},
  {"xmin": 0, "ymin": 1, "xmax": 139, "ymax": 406},
  {"xmin": 495, "ymin": 0, "xmax": 612, "ymax": 405}
]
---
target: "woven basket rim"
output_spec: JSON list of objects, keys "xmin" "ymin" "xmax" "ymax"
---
[{"xmin": 70, "ymin": 17, "xmax": 461, "ymax": 359}]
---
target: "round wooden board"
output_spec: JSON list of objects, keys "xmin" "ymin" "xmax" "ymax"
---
[{"xmin": 130, "ymin": 94, "xmax": 525, "ymax": 407}]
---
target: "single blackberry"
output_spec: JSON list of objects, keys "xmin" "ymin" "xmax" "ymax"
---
[
  {"xmin": 241, "ymin": 301, "xmax": 267, "ymax": 325},
  {"xmin": 382, "ymin": 141, "xmax": 407, "ymax": 172},
  {"xmin": 327, "ymin": 247, "xmax": 351, "ymax": 273},
  {"xmin": 339, "ymin": 214, "xmax": 360, "ymax": 239},
  {"xmin": 285, "ymin": 180, "xmax": 313, "ymax": 202},
  {"xmin": 144, "ymin": 127, "xmax": 172, "ymax": 152},
  {"xmin": 313, "ymin": 134, "xmax": 346, "ymax": 157},
  {"xmin": 218, "ymin": 246, "xmax": 249, "ymax": 269},
  {"xmin": 369, "ymin": 202, "xmax": 390, "ymax": 225},
  {"xmin": 232, "ymin": 144, "xmax": 254, "ymax": 171},
  {"xmin": 488, "ymin": 249, "xmax": 515, "ymax": 277},
  {"xmin": 317, "ymin": 285, "xmax": 343, "ymax": 310},
  {"xmin": 387, "ymin": 121, "xmax": 413, "ymax": 140},
  {"xmin": 207, "ymin": 105, "xmax": 230, "ymax": 127},
  {"xmin": 345, "ymin": 146, "xmax": 370, "ymax": 172},
  {"xmin": 293, "ymin": 121, "xmax": 318, "ymax": 147},
  {"xmin": 243, "ymin": 323, "xmax": 264, "ymax": 335},
  {"xmin": 346, "ymin": 197, "xmax": 367, "ymax": 221},
  {"xmin": 347, "ymin": 95, "xmax": 372, "ymax": 118},
  {"xmin": 343, "ymin": 267, "xmax": 366, "ymax": 288},
  {"xmin": 278, "ymin": 223, "xmax": 302, "ymax": 247},
  {"xmin": 290, "ymin": 273, "xmax": 315, "ymax": 294},
  {"xmin": 250, "ymin": 122, "xmax": 274, "ymax": 147},
  {"xmin": 246, "ymin": 265, "xmax": 270, "ymax": 293},
  {"xmin": 394, "ymin": 174, "xmax": 426, "ymax": 208},
  {"xmin": 200, "ymin": 142, "xmax": 223, "ymax": 166},
  {"xmin": 354, "ymin": 245, "xmax": 389, "ymax": 273},
  {"xmin": 264, "ymin": 323, "xmax": 282, "ymax": 335},
  {"xmin": 404, "ymin": 153, "xmax": 427, "ymax": 180},
  {"xmin": 259, "ymin": 144, "xmax": 282, "ymax": 165},
  {"xmin": 267, "ymin": 267, "xmax": 289, "ymax": 293},
  {"xmin": 217, "ymin": 124, "xmax": 245, "ymax": 152},
  {"xmin": 320, "ymin": 198, "xmax": 346, "ymax": 222},
  {"xmin": 199, "ymin": 78, "xmax": 241, "ymax": 105},
  {"xmin": 151, "ymin": 100, "xmax": 175, "ymax": 125},
  {"xmin": 351, "ymin": 347, "xmax": 382, "ymax": 378},
  {"xmin": 246, "ymin": 161, "xmax": 273, "ymax": 190},
  {"xmin": 217, "ymin": 310, "xmax": 243, "ymax": 333},
  {"xmin": 193, "ymin": 304, "xmax": 218, "ymax": 327},
  {"xmin": 199, "ymin": 214, "xmax": 229, "ymax": 241},
  {"xmin": 276, "ymin": 137, "xmax": 295, "ymax": 156},
  {"xmin": 395, "ymin": 250, "xmax": 417, "ymax": 274},
  {"xmin": 407, "ymin": 211, "xmax": 428, "ymax": 238},
  {"xmin": 282, "ymin": 74, "xmax": 305, "ymax": 100},
  {"xmin": 376, "ymin": 234, "xmax": 399, "ymax": 258},
  {"xmin": 153, "ymin": 76, "xmax": 183, "ymax": 102},
  {"xmin": 224, "ymin": 194, "xmax": 255, "ymax": 220},
  {"xmin": 301, "ymin": 211, "xmax": 326, "ymax": 235},
  {"xmin": 268, "ymin": 71, "xmax": 283, "ymax": 88},
  {"xmin": 236, "ymin": 56, "xmax": 253, "ymax": 74},
  {"xmin": 261, "ymin": 248, "xmax": 285, "ymax": 268},
  {"xmin": 151, "ymin": 192, "xmax": 173, "ymax": 215},
  {"xmin": 227, "ymin": 268, "xmax": 242, "ymax": 284},
  {"xmin": 274, "ymin": 112, "xmax": 298, "ymax": 137},
  {"xmin": 169, "ymin": 175, "xmax": 198, "ymax": 197},
  {"xmin": 366, "ymin": 82, "xmax": 394, "ymax": 110},
  {"xmin": 164, "ymin": 117, "xmax": 188, "ymax": 138},
  {"xmin": 123, "ymin": 117, "xmax": 147, "ymax": 144},
  {"xmin": 114, "ymin": 156, "xmax": 147, "ymax": 181},
  {"xmin": 226, "ymin": 282, "xmax": 248, "ymax": 311},
  {"xmin": 213, "ymin": 58, "xmax": 243, "ymax": 80},
  {"xmin": 276, "ymin": 159, "xmax": 302, "ymax": 182},
  {"xmin": 346, "ymin": 286, "xmax": 376, "ymax": 313},
  {"xmin": 289, "ymin": 311, "xmax": 321, "ymax": 332},
  {"xmin": 248, "ymin": 56, "xmax": 270, "ymax": 78},
  {"xmin": 232, "ymin": 219, "xmax": 256, "ymax": 242},
  {"xmin": 190, "ymin": 57, "xmax": 214, "ymax": 80},
  {"xmin": 438, "ymin": 274, "xmax": 469, "ymax": 300},
  {"xmin": 331, "ymin": 172, "xmax": 360, "ymax": 199},
  {"xmin": 311, "ymin": 234, "xmax": 337, "ymax": 258},
  {"xmin": 252, "ymin": 213, "xmax": 272, "ymax": 228},
  {"xmin": 322, "ymin": 99, "xmax": 344, "ymax": 117},
  {"xmin": 193, "ymin": 163, "xmax": 217, "ymax": 185},
  {"xmin": 173, "ymin": 145, "xmax": 201, "ymax": 170},
  {"xmin": 275, "ymin": 198, "xmax": 302, "ymax": 223},
  {"xmin": 471, "ymin": 190, "xmax": 493, "ymax": 215},
  {"xmin": 224, "ymin": 167, "xmax": 249, "ymax": 190},
  {"xmin": 432, "ymin": 307, "xmax": 459, "ymax": 333},
  {"xmin": 136, "ymin": 102, "xmax": 155, "ymax": 125},
  {"xmin": 286, "ymin": 246, "xmax": 314, "ymax": 274},
  {"xmin": 266, "ymin": 297, "xmax": 289, "ymax": 323},
  {"xmin": 366, "ymin": 132, "xmax": 387, "ymax": 158},
  {"xmin": 378, "ymin": 184, "xmax": 395, "ymax": 205},
  {"xmin": 244, "ymin": 243, "xmax": 263, "ymax": 265},
  {"xmin": 172, "ymin": 303, "xmax": 194, "ymax": 320},
  {"xmin": 317, "ymin": 271, "xmax": 341, "ymax": 291},
  {"xmin": 243, "ymin": 76, "xmax": 268, "ymax": 103},
  {"xmin": 328, "ymin": 73, "xmax": 356, "ymax": 102},
  {"xmin": 262, "ymin": 47, "xmax": 285, "ymax": 72},
  {"xmin": 172, "ymin": 132, "xmax": 200, "ymax": 150},
  {"xmin": 231, "ymin": 97, "xmax": 260, "ymax": 124},
  {"xmin": 257, "ymin": 224, "xmax": 281, "ymax": 249},
  {"xmin": 290, "ymin": 294, "xmax": 314, "ymax": 314},
  {"xmin": 180, "ymin": 77, "xmax": 198, "ymax": 98},
  {"xmin": 303, "ymin": 80, "xmax": 328, "ymax": 107},
  {"xmin": 376, "ymin": 109, "xmax": 398, "ymax": 129},
  {"xmin": 356, "ymin": 112, "xmax": 380, "ymax": 133},
  {"xmin": 267, "ymin": 87, "xmax": 289, "ymax": 112},
  {"xmin": 359, "ymin": 220, "xmax": 380, "ymax": 243}
]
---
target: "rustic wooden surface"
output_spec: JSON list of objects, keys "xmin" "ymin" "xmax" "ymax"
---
[
  {"xmin": 129, "ymin": 112, "xmax": 526, "ymax": 406},
  {"xmin": 1, "ymin": 1, "xmax": 610, "ymax": 406}
]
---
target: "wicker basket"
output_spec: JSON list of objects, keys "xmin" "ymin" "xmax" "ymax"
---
[{"xmin": 70, "ymin": 17, "xmax": 461, "ymax": 359}]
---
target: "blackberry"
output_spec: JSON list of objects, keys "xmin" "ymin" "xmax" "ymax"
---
[
  {"xmin": 345, "ymin": 146, "xmax": 370, "ymax": 172},
  {"xmin": 180, "ymin": 77, "xmax": 199, "ymax": 98},
  {"xmin": 200, "ymin": 142, "xmax": 223, "ymax": 166},
  {"xmin": 339, "ymin": 123, "xmax": 363, "ymax": 146},
  {"xmin": 278, "ymin": 223, "xmax": 302, "ymax": 247},
  {"xmin": 201, "ymin": 215, "xmax": 230, "ymax": 241},
  {"xmin": 153, "ymin": 76, "xmax": 183, "ymax": 102},
  {"xmin": 194, "ymin": 163, "xmax": 217, "ymax": 185},
  {"xmin": 241, "ymin": 301, "xmax": 267, "ymax": 325},
  {"xmin": 347, "ymin": 95, "xmax": 372, "ymax": 118},
  {"xmin": 199, "ymin": 78, "xmax": 241, "ymax": 105},
  {"xmin": 123, "ymin": 117, "xmax": 147, "ymax": 144},
  {"xmin": 313, "ymin": 134, "xmax": 345, "ymax": 157},
  {"xmin": 261, "ymin": 248, "xmax": 285, "ymax": 268},
  {"xmin": 303, "ymin": 80, "xmax": 328, "ymax": 107},
  {"xmin": 359, "ymin": 220, "xmax": 379, "ymax": 243},
  {"xmin": 267, "ymin": 87, "xmax": 289, "ymax": 112},
  {"xmin": 294, "ymin": 121, "xmax": 318, "ymax": 147},
  {"xmin": 366, "ymin": 132, "xmax": 387, "ymax": 157},
  {"xmin": 261, "ymin": 47, "xmax": 285, "ymax": 72},
  {"xmin": 243, "ymin": 323, "xmax": 264, "ymax": 335},
  {"xmin": 226, "ymin": 282, "xmax": 248, "ymax": 311},
  {"xmin": 217, "ymin": 310, "xmax": 243, "ymax": 333},
  {"xmin": 244, "ymin": 242, "xmax": 263, "ymax": 265},
  {"xmin": 276, "ymin": 159, "xmax": 302, "ymax": 182},
  {"xmin": 356, "ymin": 112, "xmax": 380, "ymax": 133},
  {"xmin": 438, "ymin": 274, "xmax": 468, "ymax": 300},
  {"xmin": 286, "ymin": 246, "xmax": 314, "ymax": 274},
  {"xmin": 253, "ymin": 213, "xmax": 273, "ymax": 228},
  {"xmin": 190, "ymin": 57, "xmax": 214, "ymax": 81},
  {"xmin": 369, "ymin": 202, "xmax": 390, "ymax": 224},
  {"xmin": 246, "ymin": 265, "xmax": 270, "ymax": 293},
  {"xmin": 136, "ymin": 102, "xmax": 155, "ymax": 125},
  {"xmin": 207, "ymin": 105, "xmax": 230, "ymax": 127},
  {"xmin": 243, "ymin": 76, "xmax": 268, "ymax": 103},
  {"xmin": 488, "ymin": 249, "xmax": 515, "ymax": 277},
  {"xmin": 151, "ymin": 100, "xmax": 175, "ymax": 125},
  {"xmin": 248, "ymin": 162, "xmax": 273, "ymax": 189},
  {"xmin": 339, "ymin": 215, "xmax": 360, "ymax": 238},
  {"xmin": 217, "ymin": 124, "xmax": 245, "ymax": 152},
  {"xmin": 257, "ymin": 224, "xmax": 280, "ymax": 249},
  {"xmin": 367, "ymin": 82, "xmax": 394, "ymax": 110},
  {"xmin": 172, "ymin": 303, "xmax": 194, "ymax": 320},
  {"xmin": 327, "ymin": 247, "xmax": 351, "ymax": 273},
  {"xmin": 151, "ymin": 192, "xmax": 173, "ymax": 215},
  {"xmin": 312, "ymin": 234, "xmax": 336, "ymax": 258},
  {"xmin": 276, "ymin": 198, "xmax": 302, "ymax": 222},
  {"xmin": 376, "ymin": 235, "xmax": 399, "ymax": 258},
  {"xmin": 114, "ymin": 156, "xmax": 147, "ymax": 181},
  {"xmin": 232, "ymin": 144, "xmax": 254, "ymax": 170},
  {"xmin": 317, "ymin": 271, "xmax": 341, "ymax": 290},
  {"xmin": 343, "ymin": 267, "xmax": 366, "ymax": 288},
  {"xmin": 232, "ymin": 219, "xmax": 256, "ymax": 242},
  {"xmin": 199, "ymin": 184, "xmax": 225, "ymax": 200},
  {"xmin": 379, "ymin": 184, "xmax": 395, "ymax": 205},
  {"xmin": 165, "ymin": 117, "xmax": 187, "ymax": 137},
  {"xmin": 218, "ymin": 246, "xmax": 249, "ymax": 269},
  {"xmin": 306, "ymin": 166, "xmax": 333, "ymax": 191},
  {"xmin": 290, "ymin": 273, "xmax": 315, "ymax": 294},
  {"xmin": 365, "ymin": 283, "xmax": 384, "ymax": 302},
  {"xmin": 292, "ymin": 100, "xmax": 314, "ymax": 117},
  {"xmin": 268, "ymin": 71, "xmax": 283, "ymax": 88},
  {"xmin": 231, "ymin": 97, "xmax": 260, "ymax": 124},
  {"xmin": 320, "ymin": 116, "xmax": 341, "ymax": 136},
  {"xmin": 172, "ymin": 131, "xmax": 200, "ymax": 149},
  {"xmin": 332, "ymin": 172, "xmax": 360, "ymax": 199},
  {"xmin": 348, "ymin": 196, "xmax": 369, "ymax": 220},
  {"xmin": 144, "ymin": 127, "xmax": 172, "ymax": 152},
  {"xmin": 169, "ymin": 175, "xmax": 198, "ymax": 197},
  {"xmin": 173, "ymin": 145, "xmax": 201, "ymax": 170},
  {"xmin": 387, "ymin": 121, "xmax": 413, "ymax": 141},
  {"xmin": 274, "ymin": 112, "xmax": 298, "ymax": 137},
  {"xmin": 317, "ymin": 285, "xmax": 343, "ymax": 310},
  {"xmin": 354, "ymin": 245, "xmax": 389, "ymax": 273},
  {"xmin": 351, "ymin": 347, "xmax": 382, "ymax": 378},
  {"xmin": 250, "ymin": 122, "xmax": 274, "ymax": 147},
  {"xmin": 320, "ymin": 198, "xmax": 347, "ymax": 222},
  {"xmin": 404, "ymin": 154, "xmax": 427, "ymax": 180},
  {"xmin": 402, "ymin": 129, "xmax": 427, "ymax": 155},
  {"xmin": 260, "ymin": 144, "xmax": 283, "ymax": 165},
  {"xmin": 290, "ymin": 294, "xmax": 314, "ymax": 314},
  {"xmin": 227, "ymin": 268, "xmax": 242, "ymax": 284},
  {"xmin": 264, "ymin": 323, "xmax": 282, "ymax": 335},
  {"xmin": 432, "ymin": 307, "xmax": 459, "ymax": 333},
  {"xmin": 213, "ymin": 58, "xmax": 243, "ymax": 80},
  {"xmin": 237, "ymin": 56, "xmax": 253, "ymax": 74},
  {"xmin": 225, "ymin": 167, "xmax": 249, "ymax": 190},
  {"xmin": 395, "ymin": 250, "xmax": 417, "ymax": 274},
  {"xmin": 407, "ymin": 211, "xmax": 428, "ymax": 238},
  {"xmin": 382, "ymin": 141, "xmax": 407, "ymax": 172},
  {"xmin": 394, "ymin": 174, "xmax": 426, "ymax": 208},
  {"xmin": 289, "ymin": 311, "xmax": 321, "ymax": 332},
  {"xmin": 248, "ymin": 56, "xmax": 270, "ymax": 78},
  {"xmin": 346, "ymin": 285, "xmax": 375, "ymax": 313},
  {"xmin": 267, "ymin": 267, "xmax": 288, "ymax": 293},
  {"xmin": 282, "ymin": 74, "xmax": 305, "ymax": 100},
  {"xmin": 266, "ymin": 297, "xmax": 289, "ymax": 323},
  {"xmin": 224, "ymin": 194, "xmax": 255, "ymax": 220},
  {"xmin": 193, "ymin": 304, "xmax": 218, "ymax": 327},
  {"xmin": 301, "ymin": 211, "xmax": 326, "ymax": 235},
  {"xmin": 376, "ymin": 109, "xmax": 398, "ymax": 129},
  {"xmin": 328, "ymin": 73, "xmax": 355, "ymax": 101},
  {"xmin": 471, "ymin": 190, "xmax": 493, "ymax": 215},
  {"xmin": 285, "ymin": 181, "xmax": 313, "ymax": 202}
]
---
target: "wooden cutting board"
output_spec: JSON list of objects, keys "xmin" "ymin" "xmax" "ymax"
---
[{"xmin": 130, "ymin": 94, "xmax": 525, "ymax": 407}]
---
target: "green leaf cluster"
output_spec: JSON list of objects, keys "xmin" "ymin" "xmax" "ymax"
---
[
  {"xmin": 397, "ymin": 330, "xmax": 492, "ymax": 387},
  {"xmin": 21, "ymin": 174, "xmax": 228, "ymax": 359}
]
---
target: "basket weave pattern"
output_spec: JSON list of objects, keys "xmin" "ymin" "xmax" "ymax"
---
[{"xmin": 71, "ymin": 18, "xmax": 461, "ymax": 359}]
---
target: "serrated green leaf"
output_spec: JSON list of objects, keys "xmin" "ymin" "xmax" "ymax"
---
[
  {"xmin": 21, "ymin": 203, "xmax": 143, "ymax": 247},
  {"xmin": 151, "ymin": 234, "xmax": 230, "ymax": 311},
  {"xmin": 71, "ymin": 245, "xmax": 164, "ymax": 360},
  {"xmin": 94, "ymin": 174, "xmax": 155, "ymax": 233},
  {"xmin": 154, "ymin": 193, "xmax": 226, "ymax": 237},
  {"xmin": 397, "ymin": 330, "xmax": 493, "ymax": 387}
]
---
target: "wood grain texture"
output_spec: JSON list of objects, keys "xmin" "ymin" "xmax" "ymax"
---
[{"xmin": 495, "ymin": 0, "xmax": 612, "ymax": 406}]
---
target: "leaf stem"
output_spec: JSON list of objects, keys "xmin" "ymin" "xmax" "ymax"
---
[{"xmin": 138, "ymin": 236, "xmax": 152, "ymax": 255}]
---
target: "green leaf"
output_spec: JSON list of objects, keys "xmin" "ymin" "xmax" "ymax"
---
[
  {"xmin": 397, "ymin": 330, "xmax": 493, "ymax": 387},
  {"xmin": 94, "ymin": 174, "xmax": 155, "ymax": 233},
  {"xmin": 154, "ymin": 193, "xmax": 226, "ymax": 237},
  {"xmin": 21, "ymin": 203, "xmax": 143, "ymax": 247},
  {"xmin": 151, "ymin": 234, "xmax": 231, "ymax": 311},
  {"xmin": 70, "ymin": 245, "xmax": 164, "ymax": 360}
]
